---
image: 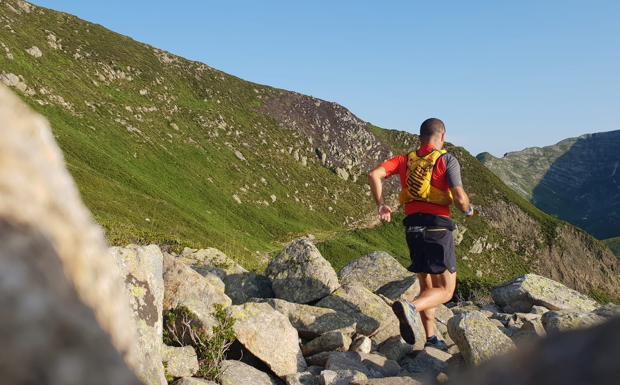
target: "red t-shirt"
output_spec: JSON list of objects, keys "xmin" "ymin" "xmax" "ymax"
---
[{"xmin": 380, "ymin": 144, "xmax": 452, "ymax": 218}]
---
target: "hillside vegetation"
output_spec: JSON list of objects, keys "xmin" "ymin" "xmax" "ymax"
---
[{"xmin": 1, "ymin": 0, "xmax": 618, "ymax": 300}]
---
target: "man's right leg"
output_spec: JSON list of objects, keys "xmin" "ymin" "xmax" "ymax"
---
[{"xmin": 417, "ymin": 273, "xmax": 436, "ymax": 339}]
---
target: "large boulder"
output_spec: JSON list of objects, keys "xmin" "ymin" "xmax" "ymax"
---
[
  {"xmin": 163, "ymin": 253, "xmax": 232, "ymax": 336},
  {"xmin": 320, "ymin": 370, "xmax": 367, "ymax": 385},
  {"xmin": 447, "ymin": 311, "xmax": 515, "ymax": 365},
  {"xmin": 375, "ymin": 275, "xmax": 420, "ymax": 303},
  {"xmin": 161, "ymin": 345, "xmax": 199, "ymax": 378},
  {"xmin": 338, "ymin": 251, "xmax": 412, "ymax": 292},
  {"xmin": 0, "ymin": 85, "xmax": 140, "ymax": 383},
  {"xmin": 448, "ymin": 317, "xmax": 620, "ymax": 385},
  {"xmin": 541, "ymin": 310, "xmax": 606, "ymax": 334},
  {"xmin": 228, "ymin": 302, "xmax": 307, "ymax": 377},
  {"xmin": 266, "ymin": 239, "xmax": 339, "ymax": 303},
  {"xmin": 260, "ymin": 298, "xmax": 356, "ymax": 338},
  {"xmin": 223, "ymin": 272, "xmax": 274, "ymax": 305},
  {"xmin": 219, "ymin": 360, "xmax": 282, "ymax": 385},
  {"xmin": 317, "ymin": 284, "xmax": 422, "ymax": 346},
  {"xmin": 491, "ymin": 274, "xmax": 598, "ymax": 313},
  {"xmin": 111, "ymin": 244, "xmax": 167, "ymax": 385}
]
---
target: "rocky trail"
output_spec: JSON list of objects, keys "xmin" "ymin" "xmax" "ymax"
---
[{"xmin": 1, "ymin": 84, "xmax": 618, "ymax": 385}]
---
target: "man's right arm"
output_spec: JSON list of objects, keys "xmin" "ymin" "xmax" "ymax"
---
[{"xmin": 450, "ymin": 185, "xmax": 471, "ymax": 214}]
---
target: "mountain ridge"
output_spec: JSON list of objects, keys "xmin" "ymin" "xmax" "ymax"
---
[{"xmin": 1, "ymin": 0, "xmax": 619, "ymax": 300}]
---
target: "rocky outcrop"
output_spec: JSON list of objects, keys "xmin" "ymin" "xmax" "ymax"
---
[
  {"xmin": 0, "ymin": 85, "xmax": 140, "ymax": 383},
  {"xmin": 541, "ymin": 310, "xmax": 606, "ymax": 334},
  {"xmin": 491, "ymin": 274, "xmax": 598, "ymax": 313},
  {"xmin": 228, "ymin": 302, "xmax": 307, "ymax": 377},
  {"xmin": 162, "ymin": 253, "xmax": 232, "ymax": 336},
  {"xmin": 447, "ymin": 311, "xmax": 515, "ymax": 365},
  {"xmin": 267, "ymin": 239, "xmax": 340, "ymax": 303},
  {"xmin": 111, "ymin": 244, "xmax": 167, "ymax": 385}
]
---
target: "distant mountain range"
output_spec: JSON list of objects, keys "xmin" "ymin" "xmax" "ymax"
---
[{"xmin": 477, "ymin": 130, "xmax": 620, "ymax": 243}]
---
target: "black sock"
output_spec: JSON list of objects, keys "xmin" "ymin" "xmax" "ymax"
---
[{"xmin": 427, "ymin": 335, "xmax": 438, "ymax": 344}]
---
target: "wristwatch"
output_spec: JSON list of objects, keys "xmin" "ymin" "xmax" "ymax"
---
[{"xmin": 465, "ymin": 206, "xmax": 474, "ymax": 217}]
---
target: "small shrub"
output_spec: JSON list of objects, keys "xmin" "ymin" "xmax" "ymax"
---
[{"xmin": 163, "ymin": 305, "xmax": 236, "ymax": 382}]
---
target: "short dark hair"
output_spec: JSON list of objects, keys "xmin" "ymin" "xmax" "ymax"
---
[{"xmin": 420, "ymin": 118, "xmax": 445, "ymax": 141}]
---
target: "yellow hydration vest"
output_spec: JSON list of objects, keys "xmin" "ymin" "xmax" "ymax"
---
[{"xmin": 399, "ymin": 149, "xmax": 453, "ymax": 206}]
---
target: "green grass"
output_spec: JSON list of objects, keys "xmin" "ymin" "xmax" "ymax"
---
[{"xmin": 604, "ymin": 236, "xmax": 620, "ymax": 258}]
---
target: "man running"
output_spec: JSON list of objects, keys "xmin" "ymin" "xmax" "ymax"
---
[{"xmin": 367, "ymin": 117, "xmax": 473, "ymax": 350}]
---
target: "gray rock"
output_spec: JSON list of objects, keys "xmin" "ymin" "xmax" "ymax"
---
[
  {"xmin": 317, "ymin": 284, "xmax": 410, "ymax": 345},
  {"xmin": 491, "ymin": 274, "xmax": 598, "ymax": 313},
  {"xmin": 260, "ymin": 298, "xmax": 356, "ymax": 338},
  {"xmin": 303, "ymin": 331, "xmax": 352, "ymax": 356},
  {"xmin": 220, "ymin": 360, "xmax": 282, "ymax": 385},
  {"xmin": 267, "ymin": 239, "xmax": 339, "ymax": 304},
  {"xmin": 375, "ymin": 275, "xmax": 420, "ymax": 303},
  {"xmin": 224, "ymin": 273, "xmax": 274, "ymax": 305},
  {"xmin": 26, "ymin": 45, "xmax": 42, "ymax": 57},
  {"xmin": 306, "ymin": 351, "xmax": 332, "ymax": 366},
  {"xmin": 447, "ymin": 311, "xmax": 515, "ymax": 365},
  {"xmin": 349, "ymin": 335, "xmax": 372, "ymax": 354},
  {"xmin": 228, "ymin": 302, "xmax": 307, "ymax": 377},
  {"xmin": 594, "ymin": 303, "xmax": 620, "ymax": 319},
  {"xmin": 111, "ymin": 245, "xmax": 167, "ymax": 385},
  {"xmin": 320, "ymin": 369, "xmax": 367, "ymax": 385},
  {"xmin": 285, "ymin": 371, "xmax": 321, "ymax": 385},
  {"xmin": 325, "ymin": 352, "xmax": 401, "ymax": 378},
  {"xmin": 448, "ymin": 317, "xmax": 620, "ymax": 385},
  {"xmin": 541, "ymin": 310, "xmax": 605, "ymax": 334},
  {"xmin": 0, "ymin": 85, "xmax": 140, "ymax": 384},
  {"xmin": 163, "ymin": 253, "xmax": 231, "ymax": 336},
  {"xmin": 177, "ymin": 247, "xmax": 246, "ymax": 279},
  {"xmin": 530, "ymin": 305, "xmax": 550, "ymax": 315},
  {"xmin": 377, "ymin": 336, "xmax": 413, "ymax": 362},
  {"xmin": 162, "ymin": 345, "xmax": 199, "ymax": 378},
  {"xmin": 172, "ymin": 378, "xmax": 218, "ymax": 385},
  {"xmin": 400, "ymin": 346, "xmax": 452, "ymax": 377},
  {"xmin": 338, "ymin": 251, "xmax": 412, "ymax": 292}
]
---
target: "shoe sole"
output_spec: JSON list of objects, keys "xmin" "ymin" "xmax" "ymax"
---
[{"xmin": 391, "ymin": 301, "xmax": 416, "ymax": 345}]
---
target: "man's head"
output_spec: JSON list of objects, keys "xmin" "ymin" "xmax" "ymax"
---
[{"xmin": 419, "ymin": 118, "xmax": 446, "ymax": 148}]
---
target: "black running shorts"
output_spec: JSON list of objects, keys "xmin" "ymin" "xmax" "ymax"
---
[{"xmin": 405, "ymin": 226, "xmax": 457, "ymax": 274}]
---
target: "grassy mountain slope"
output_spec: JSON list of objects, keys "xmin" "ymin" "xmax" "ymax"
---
[
  {"xmin": 605, "ymin": 237, "xmax": 620, "ymax": 258},
  {"xmin": 2, "ymin": 0, "xmax": 618, "ymax": 300}
]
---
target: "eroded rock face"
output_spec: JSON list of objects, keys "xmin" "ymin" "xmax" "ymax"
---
[
  {"xmin": 491, "ymin": 274, "xmax": 598, "ymax": 313},
  {"xmin": 267, "ymin": 239, "xmax": 339, "ymax": 304},
  {"xmin": 449, "ymin": 317, "xmax": 620, "ymax": 385},
  {"xmin": 0, "ymin": 85, "xmax": 139, "ymax": 381},
  {"xmin": 219, "ymin": 360, "xmax": 282, "ymax": 385},
  {"xmin": 338, "ymin": 251, "xmax": 412, "ymax": 292},
  {"xmin": 111, "ymin": 244, "xmax": 166, "ymax": 385},
  {"xmin": 163, "ymin": 253, "xmax": 232, "ymax": 336},
  {"xmin": 228, "ymin": 302, "xmax": 307, "ymax": 377},
  {"xmin": 447, "ymin": 311, "xmax": 515, "ymax": 365}
]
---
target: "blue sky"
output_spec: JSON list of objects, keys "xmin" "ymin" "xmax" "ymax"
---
[{"xmin": 32, "ymin": 1, "xmax": 620, "ymax": 156}]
